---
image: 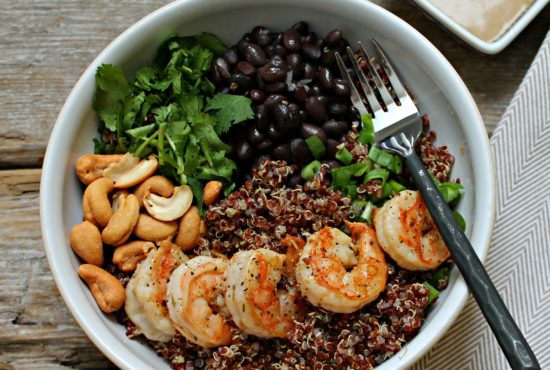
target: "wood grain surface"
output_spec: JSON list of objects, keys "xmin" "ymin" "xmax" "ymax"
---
[{"xmin": 0, "ymin": 0, "xmax": 548, "ymax": 368}]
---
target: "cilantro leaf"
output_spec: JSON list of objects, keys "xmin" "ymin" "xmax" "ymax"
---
[{"xmin": 205, "ymin": 94, "xmax": 254, "ymax": 135}]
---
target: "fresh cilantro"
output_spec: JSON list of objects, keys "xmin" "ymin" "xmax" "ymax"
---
[
  {"xmin": 206, "ymin": 94, "xmax": 254, "ymax": 135},
  {"xmin": 92, "ymin": 32, "xmax": 253, "ymax": 210}
]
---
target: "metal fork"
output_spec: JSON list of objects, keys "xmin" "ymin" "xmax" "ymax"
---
[{"xmin": 336, "ymin": 40, "xmax": 540, "ymax": 370}]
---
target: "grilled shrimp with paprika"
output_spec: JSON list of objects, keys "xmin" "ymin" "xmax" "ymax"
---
[
  {"xmin": 295, "ymin": 224, "xmax": 388, "ymax": 314},
  {"xmin": 166, "ymin": 256, "xmax": 233, "ymax": 348},
  {"xmin": 225, "ymin": 248, "xmax": 300, "ymax": 338},
  {"xmin": 125, "ymin": 240, "xmax": 187, "ymax": 342},
  {"xmin": 373, "ymin": 190, "xmax": 450, "ymax": 271}
]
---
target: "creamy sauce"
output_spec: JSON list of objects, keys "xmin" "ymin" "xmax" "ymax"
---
[{"xmin": 430, "ymin": 0, "xmax": 534, "ymax": 42}]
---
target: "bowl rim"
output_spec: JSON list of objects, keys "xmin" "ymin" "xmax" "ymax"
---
[
  {"xmin": 411, "ymin": 0, "xmax": 550, "ymax": 54},
  {"xmin": 40, "ymin": 0, "xmax": 496, "ymax": 369}
]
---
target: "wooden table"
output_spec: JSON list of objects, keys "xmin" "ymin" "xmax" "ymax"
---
[{"xmin": 1, "ymin": 1, "xmax": 548, "ymax": 368}]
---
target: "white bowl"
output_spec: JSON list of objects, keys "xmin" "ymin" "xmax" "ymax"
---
[
  {"xmin": 412, "ymin": 0, "xmax": 550, "ymax": 54},
  {"xmin": 40, "ymin": 0, "xmax": 496, "ymax": 369}
]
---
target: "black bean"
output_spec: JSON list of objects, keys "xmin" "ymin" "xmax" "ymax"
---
[
  {"xmin": 299, "ymin": 109, "xmax": 307, "ymax": 122},
  {"xmin": 286, "ymin": 53, "xmax": 302, "ymax": 76},
  {"xmin": 336, "ymin": 38, "xmax": 351, "ymax": 52},
  {"xmin": 319, "ymin": 67, "xmax": 333, "ymax": 91},
  {"xmin": 302, "ymin": 43, "xmax": 321, "ymax": 61},
  {"xmin": 267, "ymin": 124, "xmax": 284, "ymax": 140},
  {"xmin": 290, "ymin": 138, "xmax": 312, "ymax": 164},
  {"xmin": 252, "ymin": 26, "xmax": 272, "ymax": 46},
  {"xmin": 214, "ymin": 57, "xmax": 231, "ymax": 80},
  {"xmin": 268, "ymin": 55, "xmax": 288, "ymax": 69},
  {"xmin": 255, "ymin": 104, "xmax": 270, "ymax": 130},
  {"xmin": 272, "ymin": 32, "xmax": 283, "ymax": 45},
  {"xmin": 288, "ymin": 103, "xmax": 301, "ymax": 121},
  {"xmin": 316, "ymin": 95, "xmax": 329, "ymax": 106},
  {"xmin": 272, "ymin": 144, "xmax": 292, "ymax": 161},
  {"xmin": 288, "ymin": 174, "xmax": 304, "ymax": 187},
  {"xmin": 236, "ymin": 61, "xmax": 256, "ymax": 76},
  {"xmin": 282, "ymin": 29, "xmax": 302, "ymax": 52},
  {"xmin": 320, "ymin": 49, "xmax": 336, "ymax": 67},
  {"xmin": 326, "ymin": 138, "xmax": 339, "ymax": 158},
  {"xmin": 303, "ymin": 32, "xmax": 317, "ymax": 44},
  {"xmin": 253, "ymin": 154, "xmax": 272, "ymax": 169},
  {"xmin": 264, "ymin": 94, "xmax": 287, "ymax": 110},
  {"xmin": 294, "ymin": 85, "xmax": 310, "ymax": 103},
  {"xmin": 258, "ymin": 65, "xmax": 287, "ymax": 82},
  {"xmin": 326, "ymin": 29, "xmax": 342, "ymax": 47},
  {"xmin": 273, "ymin": 103, "xmax": 294, "ymax": 132},
  {"xmin": 333, "ymin": 78, "xmax": 350, "ymax": 96},
  {"xmin": 237, "ymin": 38, "xmax": 250, "ymax": 56},
  {"xmin": 300, "ymin": 123, "xmax": 327, "ymax": 143},
  {"xmin": 247, "ymin": 125, "xmax": 265, "ymax": 144},
  {"xmin": 245, "ymin": 43, "xmax": 267, "ymax": 66},
  {"xmin": 229, "ymin": 73, "xmax": 254, "ymax": 92},
  {"xmin": 257, "ymin": 138, "xmax": 274, "ymax": 151},
  {"xmin": 223, "ymin": 47, "xmax": 239, "ymax": 65},
  {"xmin": 310, "ymin": 84, "xmax": 323, "ymax": 96},
  {"xmin": 327, "ymin": 102, "xmax": 349, "ymax": 119},
  {"xmin": 291, "ymin": 21, "xmax": 309, "ymax": 35},
  {"xmin": 302, "ymin": 63, "xmax": 317, "ymax": 80},
  {"xmin": 322, "ymin": 119, "xmax": 349, "ymax": 138},
  {"xmin": 237, "ymin": 140, "xmax": 254, "ymax": 161},
  {"xmin": 349, "ymin": 106, "xmax": 361, "ymax": 121},
  {"xmin": 265, "ymin": 44, "xmax": 288, "ymax": 58},
  {"xmin": 250, "ymin": 89, "xmax": 266, "ymax": 103},
  {"xmin": 208, "ymin": 65, "xmax": 222, "ymax": 84},
  {"xmin": 305, "ymin": 96, "xmax": 327, "ymax": 123},
  {"xmin": 265, "ymin": 82, "xmax": 287, "ymax": 93}
]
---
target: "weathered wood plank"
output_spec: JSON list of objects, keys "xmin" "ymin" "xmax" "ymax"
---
[
  {"xmin": 0, "ymin": 169, "xmax": 115, "ymax": 369},
  {"xmin": 1, "ymin": 0, "xmax": 548, "ymax": 168}
]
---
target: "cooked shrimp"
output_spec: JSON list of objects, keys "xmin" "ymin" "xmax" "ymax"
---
[
  {"xmin": 295, "ymin": 225, "xmax": 387, "ymax": 314},
  {"xmin": 125, "ymin": 239, "xmax": 187, "ymax": 342},
  {"xmin": 225, "ymin": 248, "xmax": 299, "ymax": 338},
  {"xmin": 166, "ymin": 256, "xmax": 233, "ymax": 348},
  {"xmin": 373, "ymin": 190, "xmax": 450, "ymax": 271}
]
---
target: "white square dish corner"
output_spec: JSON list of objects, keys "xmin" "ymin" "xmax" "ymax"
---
[{"xmin": 411, "ymin": 0, "xmax": 550, "ymax": 54}]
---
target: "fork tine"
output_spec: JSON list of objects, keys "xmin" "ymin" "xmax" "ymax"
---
[
  {"xmin": 357, "ymin": 42, "xmax": 395, "ymax": 109},
  {"xmin": 334, "ymin": 52, "xmax": 370, "ymax": 117},
  {"xmin": 344, "ymin": 47, "xmax": 383, "ymax": 114},
  {"xmin": 370, "ymin": 38, "xmax": 408, "ymax": 99}
]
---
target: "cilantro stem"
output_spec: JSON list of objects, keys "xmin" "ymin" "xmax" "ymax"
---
[
  {"xmin": 135, "ymin": 129, "xmax": 159, "ymax": 157},
  {"xmin": 158, "ymin": 123, "xmax": 166, "ymax": 165}
]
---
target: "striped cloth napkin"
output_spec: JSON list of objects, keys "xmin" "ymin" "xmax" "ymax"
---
[{"xmin": 411, "ymin": 30, "xmax": 550, "ymax": 369}]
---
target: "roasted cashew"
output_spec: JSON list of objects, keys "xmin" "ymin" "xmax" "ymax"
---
[
  {"xmin": 102, "ymin": 194, "xmax": 140, "ymax": 246},
  {"xmin": 69, "ymin": 221, "xmax": 104, "ymax": 266},
  {"xmin": 83, "ymin": 177, "xmax": 114, "ymax": 228},
  {"xmin": 75, "ymin": 154, "xmax": 124, "ymax": 185},
  {"xmin": 144, "ymin": 185, "xmax": 193, "ymax": 222},
  {"xmin": 112, "ymin": 240, "xmax": 155, "ymax": 272},
  {"xmin": 133, "ymin": 175, "xmax": 174, "ymax": 208},
  {"xmin": 103, "ymin": 153, "xmax": 158, "ymax": 188},
  {"xmin": 174, "ymin": 206, "xmax": 201, "ymax": 251},
  {"xmin": 133, "ymin": 213, "xmax": 178, "ymax": 242},
  {"xmin": 203, "ymin": 180, "xmax": 222, "ymax": 206},
  {"xmin": 111, "ymin": 190, "xmax": 129, "ymax": 213},
  {"xmin": 78, "ymin": 264, "xmax": 125, "ymax": 313}
]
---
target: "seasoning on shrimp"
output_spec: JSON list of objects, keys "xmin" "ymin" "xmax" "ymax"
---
[
  {"xmin": 295, "ymin": 224, "xmax": 387, "ymax": 313},
  {"xmin": 166, "ymin": 256, "xmax": 233, "ymax": 348}
]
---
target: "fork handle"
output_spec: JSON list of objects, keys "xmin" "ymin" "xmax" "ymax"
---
[{"xmin": 404, "ymin": 150, "xmax": 540, "ymax": 370}]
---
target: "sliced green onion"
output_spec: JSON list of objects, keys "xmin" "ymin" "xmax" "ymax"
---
[
  {"xmin": 438, "ymin": 182, "xmax": 464, "ymax": 205},
  {"xmin": 345, "ymin": 184, "xmax": 358, "ymax": 199},
  {"xmin": 359, "ymin": 114, "xmax": 375, "ymax": 144},
  {"xmin": 423, "ymin": 281, "xmax": 440, "ymax": 304},
  {"xmin": 305, "ymin": 135, "xmax": 326, "ymax": 159},
  {"xmin": 335, "ymin": 147, "xmax": 354, "ymax": 165},
  {"xmin": 364, "ymin": 168, "xmax": 390, "ymax": 185},
  {"xmin": 388, "ymin": 179, "xmax": 406, "ymax": 193},
  {"xmin": 452, "ymin": 211, "xmax": 467, "ymax": 232},
  {"xmin": 359, "ymin": 201, "xmax": 375, "ymax": 225},
  {"xmin": 301, "ymin": 160, "xmax": 322, "ymax": 181},
  {"xmin": 331, "ymin": 167, "xmax": 353, "ymax": 187},
  {"xmin": 368, "ymin": 145, "xmax": 402, "ymax": 174},
  {"xmin": 353, "ymin": 160, "xmax": 372, "ymax": 177}
]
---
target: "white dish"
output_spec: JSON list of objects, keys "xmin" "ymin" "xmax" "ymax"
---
[
  {"xmin": 412, "ymin": 0, "xmax": 550, "ymax": 54},
  {"xmin": 40, "ymin": 0, "xmax": 496, "ymax": 369}
]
